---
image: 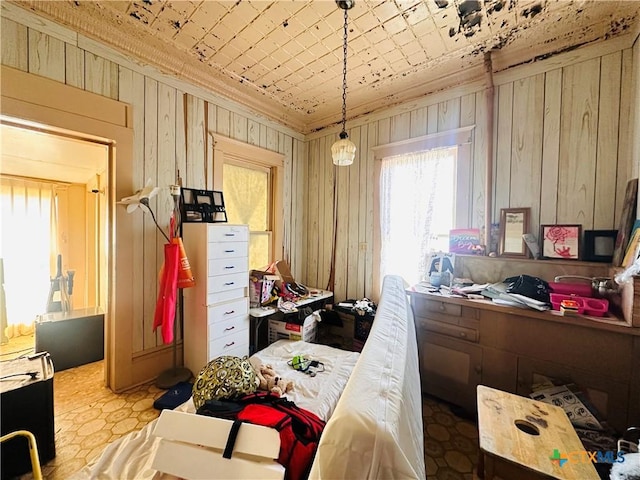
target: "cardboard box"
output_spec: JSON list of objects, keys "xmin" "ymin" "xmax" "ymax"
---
[{"xmin": 268, "ymin": 316, "xmax": 317, "ymax": 343}]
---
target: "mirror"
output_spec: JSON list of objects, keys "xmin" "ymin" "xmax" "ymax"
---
[{"xmin": 498, "ymin": 208, "xmax": 530, "ymax": 257}]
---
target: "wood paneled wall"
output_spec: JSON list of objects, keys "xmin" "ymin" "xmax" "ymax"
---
[
  {"xmin": 305, "ymin": 35, "xmax": 639, "ymax": 303},
  {"xmin": 1, "ymin": 5, "xmax": 639, "ymax": 357},
  {"xmin": 0, "ymin": 8, "xmax": 304, "ymax": 357}
]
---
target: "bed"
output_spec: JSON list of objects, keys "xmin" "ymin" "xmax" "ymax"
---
[{"xmin": 73, "ymin": 274, "xmax": 424, "ymax": 479}]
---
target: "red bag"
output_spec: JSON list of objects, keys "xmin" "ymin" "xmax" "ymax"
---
[
  {"xmin": 152, "ymin": 242, "xmax": 180, "ymax": 344},
  {"xmin": 197, "ymin": 392, "xmax": 325, "ymax": 480}
]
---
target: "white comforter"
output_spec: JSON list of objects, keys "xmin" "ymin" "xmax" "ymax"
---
[{"xmin": 73, "ymin": 341, "xmax": 359, "ymax": 479}]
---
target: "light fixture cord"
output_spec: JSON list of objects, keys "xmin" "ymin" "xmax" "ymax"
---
[{"xmin": 341, "ymin": 6, "xmax": 348, "ymax": 135}]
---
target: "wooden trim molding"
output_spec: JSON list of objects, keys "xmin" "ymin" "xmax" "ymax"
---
[{"xmin": 371, "ymin": 125, "xmax": 475, "ymax": 159}]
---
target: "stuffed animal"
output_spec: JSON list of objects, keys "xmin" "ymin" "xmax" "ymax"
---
[{"xmin": 254, "ymin": 364, "xmax": 294, "ymax": 396}]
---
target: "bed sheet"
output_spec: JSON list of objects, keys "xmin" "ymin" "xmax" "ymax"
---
[{"xmin": 73, "ymin": 340, "xmax": 358, "ymax": 479}]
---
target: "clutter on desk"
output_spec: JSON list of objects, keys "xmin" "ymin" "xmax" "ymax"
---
[{"xmin": 249, "ymin": 260, "xmax": 311, "ymax": 310}]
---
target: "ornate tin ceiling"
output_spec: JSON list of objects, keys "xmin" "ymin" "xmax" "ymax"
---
[{"xmin": 11, "ymin": 0, "xmax": 640, "ymax": 133}]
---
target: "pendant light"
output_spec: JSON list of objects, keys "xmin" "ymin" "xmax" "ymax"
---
[{"xmin": 331, "ymin": 0, "xmax": 356, "ymax": 166}]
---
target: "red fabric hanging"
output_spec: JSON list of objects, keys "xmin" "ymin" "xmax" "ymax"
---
[{"xmin": 153, "ymin": 242, "xmax": 180, "ymax": 344}]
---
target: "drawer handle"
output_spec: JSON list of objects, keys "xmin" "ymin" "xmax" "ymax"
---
[
  {"xmin": 224, "ymin": 341, "xmax": 236, "ymax": 348},
  {"xmin": 224, "ymin": 266, "xmax": 235, "ymax": 269},
  {"xmin": 224, "ymin": 282, "xmax": 235, "ymax": 286},
  {"xmin": 459, "ymin": 332, "xmax": 467, "ymax": 338},
  {"xmin": 224, "ymin": 326, "xmax": 235, "ymax": 331},
  {"xmin": 224, "ymin": 310, "xmax": 235, "ymax": 315},
  {"xmin": 224, "ymin": 233, "xmax": 236, "ymax": 237},
  {"xmin": 224, "ymin": 249, "xmax": 235, "ymax": 253},
  {"xmin": 439, "ymin": 304, "xmax": 446, "ymax": 312}
]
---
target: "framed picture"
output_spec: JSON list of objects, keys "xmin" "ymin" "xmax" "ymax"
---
[
  {"xmin": 583, "ymin": 230, "xmax": 617, "ymax": 263},
  {"xmin": 498, "ymin": 208, "xmax": 530, "ymax": 257},
  {"xmin": 540, "ymin": 224, "xmax": 581, "ymax": 260}
]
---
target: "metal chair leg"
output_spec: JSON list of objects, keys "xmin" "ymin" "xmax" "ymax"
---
[{"xmin": 0, "ymin": 430, "xmax": 43, "ymax": 480}]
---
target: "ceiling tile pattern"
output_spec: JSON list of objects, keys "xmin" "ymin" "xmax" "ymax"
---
[{"xmin": 16, "ymin": 1, "xmax": 640, "ymax": 132}]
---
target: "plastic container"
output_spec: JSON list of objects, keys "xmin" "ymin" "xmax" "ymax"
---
[
  {"xmin": 549, "ymin": 293, "xmax": 608, "ymax": 317},
  {"xmin": 548, "ymin": 282, "xmax": 593, "ymax": 298}
]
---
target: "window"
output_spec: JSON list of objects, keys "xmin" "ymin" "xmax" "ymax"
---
[
  {"xmin": 211, "ymin": 135, "xmax": 284, "ymax": 271},
  {"xmin": 379, "ymin": 147, "xmax": 457, "ymax": 286},
  {"xmin": 223, "ymin": 162, "xmax": 272, "ymax": 269}
]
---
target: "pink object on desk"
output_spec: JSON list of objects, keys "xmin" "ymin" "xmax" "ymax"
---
[
  {"xmin": 550, "ymin": 293, "xmax": 608, "ymax": 316},
  {"xmin": 548, "ymin": 282, "xmax": 593, "ymax": 298}
]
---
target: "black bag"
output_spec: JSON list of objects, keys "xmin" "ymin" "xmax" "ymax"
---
[{"xmin": 504, "ymin": 274, "xmax": 550, "ymax": 304}]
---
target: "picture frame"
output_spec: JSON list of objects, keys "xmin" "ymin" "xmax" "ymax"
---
[
  {"xmin": 540, "ymin": 224, "xmax": 581, "ymax": 260},
  {"xmin": 583, "ymin": 230, "xmax": 617, "ymax": 263},
  {"xmin": 498, "ymin": 208, "xmax": 530, "ymax": 257}
]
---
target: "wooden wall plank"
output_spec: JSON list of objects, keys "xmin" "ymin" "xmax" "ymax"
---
[
  {"xmin": 157, "ymin": 82, "xmax": 177, "ymax": 228},
  {"xmin": 247, "ymin": 119, "xmax": 260, "ymax": 146},
  {"xmin": 185, "ymin": 94, "xmax": 206, "ymax": 189},
  {"xmin": 390, "ymin": 112, "xmax": 410, "ymax": 143},
  {"xmin": 510, "ymin": 74, "xmax": 544, "ymax": 236},
  {"xmin": 438, "ymin": 97, "xmax": 461, "ymax": 132},
  {"xmin": 594, "ymin": 51, "xmax": 622, "ymax": 229},
  {"xmin": 616, "ymin": 48, "xmax": 634, "ymax": 228},
  {"xmin": 281, "ymin": 133, "xmax": 293, "ymax": 265},
  {"xmin": 472, "ymin": 90, "xmax": 487, "ymax": 229},
  {"xmin": 377, "ymin": 117, "xmax": 391, "ymax": 146},
  {"xmin": 1, "ymin": 18, "xmax": 28, "ymax": 71},
  {"xmin": 175, "ymin": 91, "xmax": 186, "ymax": 185},
  {"xmin": 319, "ymin": 136, "xmax": 332, "ymax": 290},
  {"xmin": 293, "ymin": 140, "xmax": 306, "ymax": 281},
  {"xmin": 347, "ymin": 126, "xmax": 361, "ymax": 299},
  {"xmin": 65, "ymin": 43, "xmax": 85, "ymax": 89},
  {"xmin": 216, "ymin": 107, "xmax": 231, "ymax": 137},
  {"xmin": 427, "ymin": 104, "xmax": 438, "ymax": 134},
  {"xmin": 85, "ymin": 51, "xmax": 118, "ymax": 99},
  {"xmin": 266, "ymin": 127, "xmax": 278, "ymax": 152},
  {"xmin": 307, "ymin": 138, "xmax": 320, "ymax": 287},
  {"xmin": 410, "ymin": 106, "xmax": 428, "ymax": 137},
  {"xmin": 494, "ymin": 83, "xmax": 513, "ymax": 219},
  {"xmin": 232, "ymin": 112, "xmax": 248, "ymax": 143},
  {"xmin": 540, "ymin": 69, "xmax": 562, "ymax": 226},
  {"xmin": 356, "ymin": 124, "xmax": 369, "ymax": 298},
  {"xmin": 558, "ymin": 58, "xmax": 601, "ymax": 227},
  {"xmin": 118, "ymin": 67, "xmax": 145, "ymax": 354},
  {"xmin": 333, "ymin": 138, "xmax": 349, "ymax": 301},
  {"xmin": 143, "ymin": 76, "xmax": 160, "ymax": 348},
  {"xmin": 460, "ymin": 93, "xmax": 476, "ymax": 128},
  {"xmin": 364, "ymin": 122, "xmax": 377, "ymax": 296},
  {"xmin": 28, "ymin": 29, "xmax": 64, "ymax": 82}
]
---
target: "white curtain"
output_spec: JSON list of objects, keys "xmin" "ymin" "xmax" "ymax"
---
[
  {"xmin": 379, "ymin": 146, "xmax": 457, "ymax": 288},
  {"xmin": 0, "ymin": 178, "xmax": 56, "ymax": 338}
]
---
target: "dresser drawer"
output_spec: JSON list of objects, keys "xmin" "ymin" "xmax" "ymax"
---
[
  {"xmin": 208, "ymin": 257, "xmax": 249, "ymax": 277},
  {"xmin": 208, "ymin": 224, "xmax": 249, "ymax": 243},
  {"xmin": 208, "ymin": 329, "xmax": 248, "ymax": 357},
  {"xmin": 207, "ymin": 272, "xmax": 248, "ymax": 294},
  {"xmin": 418, "ymin": 317, "xmax": 479, "ymax": 343},
  {"xmin": 414, "ymin": 297, "xmax": 462, "ymax": 317},
  {"xmin": 208, "ymin": 315, "xmax": 249, "ymax": 340},
  {"xmin": 207, "ymin": 298, "xmax": 248, "ymax": 323},
  {"xmin": 207, "ymin": 241, "xmax": 247, "ymax": 259}
]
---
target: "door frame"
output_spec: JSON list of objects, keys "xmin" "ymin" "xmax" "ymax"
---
[{"xmin": 0, "ymin": 65, "xmax": 137, "ymax": 390}]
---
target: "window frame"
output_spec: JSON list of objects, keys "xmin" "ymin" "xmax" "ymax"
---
[
  {"xmin": 209, "ymin": 134, "xmax": 284, "ymax": 266},
  {"xmin": 371, "ymin": 126, "xmax": 474, "ymax": 294}
]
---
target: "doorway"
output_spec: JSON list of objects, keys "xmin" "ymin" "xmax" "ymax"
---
[{"xmin": 0, "ymin": 123, "xmax": 109, "ymax": 375}]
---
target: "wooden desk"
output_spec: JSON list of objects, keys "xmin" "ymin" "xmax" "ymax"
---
[
  {"xmin": 249, "ymin": 290, "xmax": 333, "ymax": 353},
  {"xmin": 477, "ymin": 385, "xmax": 599, "ymax": 480}
]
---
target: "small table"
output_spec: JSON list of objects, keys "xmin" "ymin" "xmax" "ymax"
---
[
  {"xmin": 476, "ymin": 385, "xmax": 599, "ymax": 480},
  {"xmin": 249, "ymin": 290, "xmax": 333, "ymax": 353}
]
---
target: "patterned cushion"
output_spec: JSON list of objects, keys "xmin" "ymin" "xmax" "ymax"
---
[{"xmin": 192, "ymin": 355, "xmax": 257, "ymax": 409}]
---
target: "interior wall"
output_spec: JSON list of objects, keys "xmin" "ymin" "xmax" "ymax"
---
[
  {"xmin": 0, "ymin": 8, "xmax": 304, "ymax": 366},
  {"xmin": 305, "ymin": 33, "xmax": 639, "ymax": 303}
]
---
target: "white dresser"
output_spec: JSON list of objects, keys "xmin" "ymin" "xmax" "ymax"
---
[{"xmin": 182, "ymin": 223, "xmax": 250, "ymax": 376}]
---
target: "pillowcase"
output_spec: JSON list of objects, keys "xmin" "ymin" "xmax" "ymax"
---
[{"xmin": 192, "ymin": 355, "xmax": 257, "ymax": 409}]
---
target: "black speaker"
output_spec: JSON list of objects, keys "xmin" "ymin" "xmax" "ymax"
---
[{"xmin": 1, "ymin": 356, "xmax": 56, "ymax": 478}]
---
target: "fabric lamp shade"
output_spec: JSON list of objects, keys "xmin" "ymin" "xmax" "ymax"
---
[{"xmin": 331, "ymin": 136, "xmax": 356, "ymax": 166}]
